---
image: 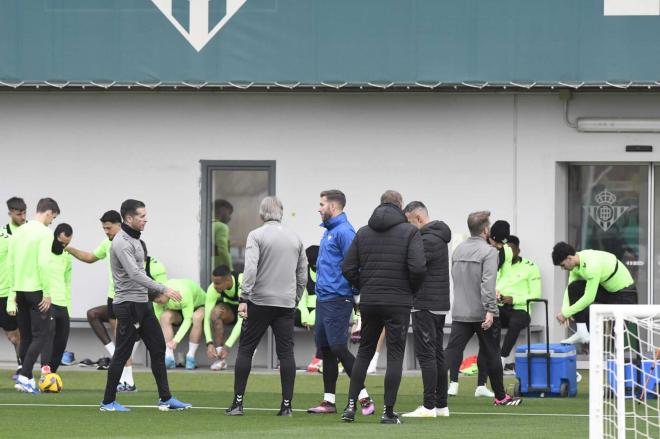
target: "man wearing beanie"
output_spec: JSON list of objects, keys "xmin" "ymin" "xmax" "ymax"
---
[
  {"xmin": 443, "ymin": 211, "xmax": 521, "ymax": 406},
  {"xmin": 341, "ymin": 190, "xmax": 426, "ymax": 424},
  {"xmin": 552, "ymin": 242, "xmax": 636, "ymax": 344}
]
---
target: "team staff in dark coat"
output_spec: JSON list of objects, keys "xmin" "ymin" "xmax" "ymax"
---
[
  {"xmin": 402, "ymin": 201, "xmax": 452, "ymax": 418},
  {"xmin": 340, "ymin": 190, "xmax": 426, "ymax": 425}
]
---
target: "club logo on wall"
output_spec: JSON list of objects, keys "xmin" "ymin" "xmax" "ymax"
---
[
  {"xmin": 584, "ymin": 189, "xmax": 632, "ymax": 232},
  {"xmin": 152, "ymin": 0, "xmax": 247, "ymax": 52}
]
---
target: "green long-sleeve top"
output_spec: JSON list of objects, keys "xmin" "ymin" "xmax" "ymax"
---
[
  {"xmin": 297, "ymin": 269, "xmax": 317, "ymax": 326},
  {"xmin": 92, "ymin": 239, "xmax": 115, "ymax": 299},
  {"xmin": 153, "ymin": 278, "xmax": 205, "ymax": 344},
  {"xmin": 204, "ymin": 273, "xmax": 242, "ymax": 344},
  {"xmin": 0, "ymin": 223, "xmax": 22, "ymax": 298},
  {"xmin": 561, "ymin": 250, "xmax": 634, "ymax": 318},
  {"xmin": 497, "ymin": 258, "xmax": 542, "ymax": 312},
  {"xmin": 212, "ymin": 221, "xmax": 233, "ymax": 271},
  {"xmin": 44, "ymin": 251, "xmax": 73, "ymax": 314},
  {"xmin": 8, "ymin": 220, "xmax": 53, "ymax": 295}
]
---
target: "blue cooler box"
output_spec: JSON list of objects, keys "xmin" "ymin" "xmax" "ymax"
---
[
  {"xmin": 515, "ymin": 343, "xmax": 577, "ymax": 397},
  {"xmin": 606, "ymin": 358, "xmax": 660, "ymax": 398}
]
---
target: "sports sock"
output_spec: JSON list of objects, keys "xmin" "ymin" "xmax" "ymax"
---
[
  {"xmin": 576, "ymin": 322, "xmax": 590, "ymax": 336},
  {"xmin": 324, "ymin": 393, "xmax": 336, "ymax": 404},
  {"xmin": 216, "ymin": 346, "xmax": 223, "ymax": 356},
  {"xmin": 188, "ymin": 342, "xmax": 199, "ymax": 357},
  {"xmin": 501, "ymin": 356, "xmax": 506, "ymax": 368},
  {"xmin": 358, "ymin": 388, "xmax": 369, "ymax": 400},
  {"xmin": 105, "ymin": 342, "xmax": 115, "ymax": 357},
  {"xmin": 384, "ymin": 405, "xmax": 394, "ymax": 416},
  {"xmin": 234, "ymin": 394, "xmax": 243, "ymax": 405},
  {"xmin": 121, "ymin": 366, "xmax": 134, "ymax": 386},
  {"xmin": 166, "ymin": 347, "xmax": 174, "ymax": 358},
  {"xmin": 131, "ymin": 341, "xmax": 140, "ymax": 356}
]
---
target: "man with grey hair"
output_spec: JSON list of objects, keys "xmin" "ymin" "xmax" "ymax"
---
[
  {"xmin": 443, "ymin": 211, "xmax": 521, "ymax": 406},
  {"xmin": 226, "ymin": 196, "xmax": 308, "ymax": 417},
  {"xmin": 341, "ymin": 190, "xmax": 426, "ymax": 424}
]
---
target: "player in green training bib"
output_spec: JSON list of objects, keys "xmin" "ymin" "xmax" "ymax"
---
[
  {"xmin": 41, "ymin": 223, "xmax": 73, "ymax": 374},
  {"xmin": 0, "ymin": 197, "xmax": 27, "ymax": 375},
  {"xmin": 552, "ymin": 242, "xmax": 637, "ymax": 344},
  {"xmin": 212, "ymin": 199, "xmax": 233, "ymax": 272},
  {"xmin": 204, "ymin": 265, "xmax": 239, "ymax": 370},
  {"xmin": 153, "ymin": 278, "xmax": 206, "ymax": 370}
]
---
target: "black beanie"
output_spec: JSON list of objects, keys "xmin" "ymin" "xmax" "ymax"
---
[{"xmin": 490, "ymin": 220, "xmax": 510, "ymax": 244}]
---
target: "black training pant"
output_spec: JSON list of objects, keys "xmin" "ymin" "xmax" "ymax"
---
[
  {"xmin": 348, "ymin": 304, "xmax": 410, "ymax": 407},
  {"xmin": 41, "ymin": 304, "xmax": 70, "ymax": 373},
  {"xmin": 233, "ymin": 302, "xmax": 296, "ymax": 403},
  {"xmin": 567, "ymin": 280, "xmax": 637, "ymax": 325},
  {"xmin": 445, "ymin": 319, "xmax": 506, "ymax": 400},
  {"xmin": 103, "ymin": 301, "xmax": 171, "ymax": 404},
  {"xmin": 476, "ymin": 306, "xmax": 530, "ymax": 386},
  {"xmin": 412, "ymin": 311, "xmax": 448, "ymax": 409},
  {"xmin": 16, "ymin": 291, "xmax": 52, "ymax": 379}
]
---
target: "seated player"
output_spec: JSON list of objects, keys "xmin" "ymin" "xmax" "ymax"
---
[
  {"xmin": 153, "ymin": 278, "xmax": 206, "ymax": 370},
  {"xmin": 203, "ymin": 265, "xmax": 237, "ymax": 370},
  {"xmin": 41, "ymin": 224, "xmax": 73, "ymax": 374},
  {"xmin": 552, "ymin": 242, "xmax": 637, "ymax": 344},
  {"xmin": 297, "ymin": 245, "xmax": 320, "ymax": 372},
  {"xmin": 0, "ymin": 197, "xmax": 26, "ymax": 376}
]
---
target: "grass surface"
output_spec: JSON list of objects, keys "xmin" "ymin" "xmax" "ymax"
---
[{"xmin": 0, "ymin": 368, "xmax": 588, "ymax": 438}]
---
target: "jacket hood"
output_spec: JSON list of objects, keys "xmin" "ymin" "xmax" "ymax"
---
[
  {"xmin": 368, "ymin": 203, "xmax": 407, "ymax": 232},
  {"xmin": 422, "ymin": 220, "xmax": 451, "ymax": 243}
]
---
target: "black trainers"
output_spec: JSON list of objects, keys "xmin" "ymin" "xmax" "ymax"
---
[
  {"xmin": 380, "ymin": 412, "xmax": 402, "ymax": 424},
  {"xmin": 503, "ymin": 363, "xmax": 516, "ymax": 376},
  {"xmin": 494, "ymin": 394, "xmax": 522, "ymax": 406},
  {"xmin": 341, "ymin": 405, "xmax": 356, "ymax": 422},
  {"xmin": 225, "ymin": 403, "xmax": 244, "ymax": 416},
  {"xmin": 78, "ymin": 358, "xmax": 96, "ymax": 367},
  {"xmin": 277, "ymin": 402, "xmax": 293, "ymax": 417},
  {"xmin": 96, "ymin": 357, "xmax": 111, "ymax": 370}
]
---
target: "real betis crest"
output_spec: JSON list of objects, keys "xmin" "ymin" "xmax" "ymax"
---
[
  {"xmin": 584, "ymin": 189, "xmax": 632, "ymax": 232},
  {"xmin": 152, "ymin": 0, "xmax": 247, "ymax": 52}
]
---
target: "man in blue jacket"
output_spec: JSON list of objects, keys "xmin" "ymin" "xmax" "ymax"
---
[{"xmin": 308, "ymin": 190, "xmax": 375, "ymax": 416}]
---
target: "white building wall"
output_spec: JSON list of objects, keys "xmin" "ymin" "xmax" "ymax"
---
[{"xmin": 1, "ymin": 91, "xmax": 659, "ymax": 362}]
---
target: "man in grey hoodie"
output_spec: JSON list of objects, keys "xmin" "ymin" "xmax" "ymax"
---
[
  {"xmin": 443, "ymin": 211, "xmax": 521, "ymax": 406},
  {"xmin": 226, "ymin": 196, "xmax": 308, "ymax": 417}
]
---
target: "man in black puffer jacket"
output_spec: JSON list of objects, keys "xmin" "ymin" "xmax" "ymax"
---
[
  {"xmin": 340, "ymin": 190, "xmax": 426, "ymax": 425},
  {"xmin": 402, "ymin": 201, "xmax": 451, "ymax": 418}
]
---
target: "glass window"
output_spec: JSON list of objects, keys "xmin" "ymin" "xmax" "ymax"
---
[
  {"xmin": 567, "ymin": 164, "xmax": 649, "ymax": 304},
  {"xmin": 201, "ymin": 162, "xmax": 275, "ymax": 283}
]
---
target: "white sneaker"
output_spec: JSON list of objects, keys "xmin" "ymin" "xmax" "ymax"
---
[
  {"xmin": 474, "ymin": 386, "xmax": 495, "ymax": 398},
  {"xmin": 402, "ymin": 406, "xmax": 437, "ymax": 418},
  {"xmin": 448, "ymin": 381, "xmax": 459, "ymax": 396},
  {"xmin": 210, "ymin": 359, "xmax": 227, "ymax": 371},
  {"xmin": 434, "ymin": 407, "xmax": 450, "ymax": 417},
  {"xmin": 367, "ymin": 359, "xmax": 378, "ymax": 375},
  {"xmin": 561, "ymin": 331, "xmax": 590, "ymax": 344},
  {"xmin": 576, "ymin": 371, "xmax": 583, "ymax": 383}
]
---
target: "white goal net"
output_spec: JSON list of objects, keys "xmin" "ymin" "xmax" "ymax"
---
[{"xmin": 590, "ymin": 305, "xmax": 660, "ymax": 439}]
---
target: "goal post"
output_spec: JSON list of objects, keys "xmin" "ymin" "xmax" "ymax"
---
[{"xmin": 590, "ymin": 304, "xmax": 660, "ymax": 439}]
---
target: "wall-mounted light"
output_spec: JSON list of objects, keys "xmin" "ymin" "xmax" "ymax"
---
[{"xmin": 576, "ymin": 118, "xmax": 660, "ymax": 133}]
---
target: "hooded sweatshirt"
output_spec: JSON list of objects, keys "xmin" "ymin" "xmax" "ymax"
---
[
  {"xmin": 342, "ymin": 203, "xmax": 426, "ymax": 308},
  {"xmin": 414, "ymin": 220, "xmax": 452, "ymax": 311}
]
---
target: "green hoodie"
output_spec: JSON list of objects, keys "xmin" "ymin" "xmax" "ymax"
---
[
  {"xmin": 44, "ymin": 251, "xmax": 73, "ymax": 314},
  {"xmin": 8, "ymin": 220, "xmax": 52, "ymax": 293},
  {"xmin": 561, "ymin": 250, "xmax": 634, "ymax": 318},
  {"xmin": 154, "ymin": 278, "xmax": 205, "ymax": 344},
  {"xmin": 204, "ymin": 273, "xmax": 242, "ymax": 344},
  {"xmin": 92, "ymin": 239, "xmax": 115, "ymax": 299}
]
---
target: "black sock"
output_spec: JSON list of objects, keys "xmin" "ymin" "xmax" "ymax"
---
[
  {"xmin": 282, "ymin": 399, "xmax": 291, "ymax": 407},
  {"xmin": 234, "ymin": 394, "xmax": 243, "ymax": 405},
  {"xmin": 347, "ymin": 398, "xmax": 356, "ymax": 409},
  {"xmin": 384, "ymin": 405, "xmax": 394, "ymax": 416}
]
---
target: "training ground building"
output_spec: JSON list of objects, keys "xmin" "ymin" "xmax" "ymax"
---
[{"xmin": 1, "ymin": 1, "xmax": 660, "ymax": 368}]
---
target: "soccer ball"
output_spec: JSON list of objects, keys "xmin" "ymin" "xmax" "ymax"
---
[{"xmin": 38, "ymin": 373, "xmax": 63, "ymax": 393}]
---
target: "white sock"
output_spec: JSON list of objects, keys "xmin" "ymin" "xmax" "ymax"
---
[
  {"xmin": 576, "ymin": 323, "xmax": 590, "ymax": 336},
  {"xmin": 216, "ymin": 346, "xmax": 223, "ymax": 356},
  {"xmin": 132, "ymin": 341, "xmax": 140, "ymax": 356},
  {"xmin": 324, "ymin": 393, "xmax": 336, "ymax": 404},
  {"xmin": 105, "ymin": 342, "xmax": 115, "ymax": 357},
  {"xmin": 371, "ymin": 352, "xmax": 380, "ymax": 364},
  {"xmin": 501, "ymin": 356, "xmax": 507, "ymax": 368},
  {"xmin": 166, "ymin": 347, "xmax": 174, "ymax": 358},
  {"xmin": 187, "ymin": 342, "xmax": 199, "ymax": 357},
  {"xmin": 121, "ymin": 367, "xmax": 134, "ymax": 386},
  {"xmin": 358, "ymin": 388, "xmax": 369, "ymax": 400}
]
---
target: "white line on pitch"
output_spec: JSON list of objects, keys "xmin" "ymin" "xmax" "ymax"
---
[{"xmin": 0, "ymin": 403, "xmax": 589, "ymax": 417}]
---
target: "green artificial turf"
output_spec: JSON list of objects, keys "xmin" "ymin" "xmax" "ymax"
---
[{"xmin": 0, "ymin": 368, "xmax": 588, "ymax": 438}]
